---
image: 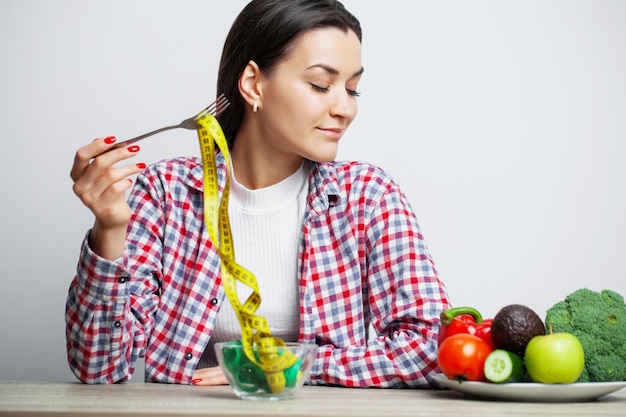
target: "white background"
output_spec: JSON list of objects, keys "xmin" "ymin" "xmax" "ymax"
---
[{"xmin": 1, "ymin": 0, "xmax": 624, "ymax": 382}]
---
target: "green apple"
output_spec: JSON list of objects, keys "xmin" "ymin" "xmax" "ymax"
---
[{"xmin": 524, "ymin": 332, "xmax": 585, "ymax": 384}]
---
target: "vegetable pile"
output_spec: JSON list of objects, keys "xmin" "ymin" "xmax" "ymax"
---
[{"xmin": 436, "ymin": 287, "xmax": 626, "ymax": 384}]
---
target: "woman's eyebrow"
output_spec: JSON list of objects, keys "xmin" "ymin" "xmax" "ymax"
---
[{"xmin": 307, "ymin": 64, "xmax": 365, "ymax": 78}]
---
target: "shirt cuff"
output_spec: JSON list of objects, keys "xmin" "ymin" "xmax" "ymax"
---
[{"xmin": 75, "ymin": 229, "xmax": 131, "ymax": 302}]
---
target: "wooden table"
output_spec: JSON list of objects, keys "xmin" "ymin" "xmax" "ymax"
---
[{"xmin": 0, "ymin": 381, "xmax": 624, "ymax": 417}]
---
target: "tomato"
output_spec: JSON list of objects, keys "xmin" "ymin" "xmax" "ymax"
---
[{"xmin": 437, "ymin": 333, "xmax": 493, "ymax": 382}]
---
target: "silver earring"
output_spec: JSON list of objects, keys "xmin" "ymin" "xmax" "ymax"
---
[{"xmin": 252, "ymin": 101, "xmax": 258, "ymax": 113}]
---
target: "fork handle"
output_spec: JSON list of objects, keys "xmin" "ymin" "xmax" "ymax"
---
[{"xmin": 108, "ymin": 124, "xmax": 181, "ymax": 150}]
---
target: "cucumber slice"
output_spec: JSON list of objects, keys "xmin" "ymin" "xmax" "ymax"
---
[{"xmin": 484, "ymin": 349, "xmax": 524, "ymax": 383}]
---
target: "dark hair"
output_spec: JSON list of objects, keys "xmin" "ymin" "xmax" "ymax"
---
[{"xmin": 216, "ymin": 0, "xmax": 362, "ymax": 147}]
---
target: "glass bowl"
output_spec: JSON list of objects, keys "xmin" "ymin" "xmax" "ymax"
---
[{"xmin": 215, "ymin": 340, "xmax": 317, "ymax": 401}]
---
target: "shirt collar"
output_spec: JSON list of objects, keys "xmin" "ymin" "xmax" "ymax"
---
[{"xmin": 184, "ymin": 151, "xmax": 341, "ymax": 210}]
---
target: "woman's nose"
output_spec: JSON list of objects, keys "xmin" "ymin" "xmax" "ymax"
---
[{"xmin": 329, "ymin": 90, "xmax": 357, "ymax": 120}]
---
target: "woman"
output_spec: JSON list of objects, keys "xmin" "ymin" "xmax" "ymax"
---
[{"xmin": 67, "ymin": 0, "xmax": 450, "ymax": 388}]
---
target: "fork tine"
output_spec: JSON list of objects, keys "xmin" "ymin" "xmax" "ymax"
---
[
  {"xmin": 204, "ymin": 95, "xmax": 223, "ymax": 114},
  {"xmin": 213, "ymin": 95, "xmax": 229, "ymax": 114},
  {"xmin": 196, "ymin": 93, "xmax": 229, "ymax": 119},
  {"xmin": 214, "ymin": 97, "xmax": 230, "ymax": 116}
]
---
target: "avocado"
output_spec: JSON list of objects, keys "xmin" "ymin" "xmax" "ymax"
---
[{"xmin": 491, "ymin": 304, "xmax": 546, "ymax": 356}]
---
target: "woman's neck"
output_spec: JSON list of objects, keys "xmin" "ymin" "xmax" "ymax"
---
[{"xmin": 230, "ymin": 126, "xmax": 304, "ymax": 190}]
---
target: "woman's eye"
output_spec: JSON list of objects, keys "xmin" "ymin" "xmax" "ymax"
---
[
  {"xmin": 310, "ymin": 82, "xmax": 361, "ymax": 97},
  {"xmin": 310, "ymin": 83, "xmax": 330, "ymax": 93}
]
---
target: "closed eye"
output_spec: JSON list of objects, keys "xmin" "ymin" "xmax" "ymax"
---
[
  {"xmin": 311, "ymin": 83, "xmax": 361, "ymax": 97},
  {"xmin": 310, "ymin": 83, "xmax": 330, "ymax": 93}
]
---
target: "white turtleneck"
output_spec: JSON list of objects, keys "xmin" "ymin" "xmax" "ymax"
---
[{"xmin": 199, "ymin": 161, "xmax": 310, "ymax": 368}]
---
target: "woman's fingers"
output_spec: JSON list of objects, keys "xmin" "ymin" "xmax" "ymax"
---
[
  {"xmin": 70, "ymin": 136, "xmax": 146, "ymax": 227},
  {"xmin": 74, "ymin": 159, "xmax": 142, "ymax": 205},
  {"xmin": 71, "ymin": 136, "xmax": 142, "ymax": 182},
  {"xmin": 70, "ymin": 136, "xmax": 118, "ymax": 182},
  {"xmin": 72, "ymin": 138, "xmax": 142, "ymax": 196},
  {"xmin": 192, "ymin": 366, "xmax": 229, "ymax": 386}
]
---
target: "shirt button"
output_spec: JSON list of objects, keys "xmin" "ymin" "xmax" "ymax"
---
[
  {"xmin": 113, "ymin": 321, "xmax": 122, "ymax": 328},
  {"xmin": 118, "ymin": 276, "xmax": 128, "ymax": 284},
  {"xmin": 185, "ymin": 352, "xmax": 193, "ymax": 360},
  {"xmin": 210, "ymin": 298, "xmax": 218, "ymax": 306}
]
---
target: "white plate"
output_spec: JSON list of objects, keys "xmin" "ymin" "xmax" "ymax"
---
[{"xmin": 432, "ymin": 374, "xmax": 626, "ymax": 402}]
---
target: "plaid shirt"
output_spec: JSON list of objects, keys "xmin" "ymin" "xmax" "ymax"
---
[{"xmin": 66, "ymin": 152, "xmax": 450, "ymax": 388}]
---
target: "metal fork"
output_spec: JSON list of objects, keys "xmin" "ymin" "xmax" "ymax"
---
[{"xmin": 107, "ymin": 94, "xmax": 230, "ymax": 151}]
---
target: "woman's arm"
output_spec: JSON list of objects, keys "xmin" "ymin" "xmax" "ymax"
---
[
  {"xmin": 66, "ymin": 159, "xmax": 164, "ymax": 383},
  {"xmin": 307, "ymin": 165, "xmax": 450, "ymax": 388}
]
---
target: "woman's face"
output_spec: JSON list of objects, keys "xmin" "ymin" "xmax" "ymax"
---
[{"xmin": 256, "ymin": 27, "xmax": 363, "ymax": 163}]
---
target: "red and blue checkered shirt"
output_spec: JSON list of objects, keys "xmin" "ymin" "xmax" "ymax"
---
[{"xmin": 66, "ymin": 152, "xmax": 450, "ymax": 388}]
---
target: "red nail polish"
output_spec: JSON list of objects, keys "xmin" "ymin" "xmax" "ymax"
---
[
  {"xmin": 127, "ymin": 145, "xmax": 140, "ymax": 153},
  {"xmin": 192, "ymin": 379, "xmax": 202, "ymax": 385},
  {"xmin": 136, "ymin": 163, "xmax": 147, "ymax": 169},
  {"xmin": 104, "ymin": 136, "xmax": 117, "ymax": 144}
]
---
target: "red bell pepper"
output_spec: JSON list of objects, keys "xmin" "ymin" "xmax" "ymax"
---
[{"xmin": 438, "ymin": 306, "xmax": 496, "ymax": 350}]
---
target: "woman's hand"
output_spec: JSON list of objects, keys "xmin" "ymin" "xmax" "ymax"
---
[
  {"xmin": 70, "ymin": 136, "xmax": 146, "ymax": 260},
  {"xmin": 192, "ymin": 366, "xmax": 228, "ymax": 386}
]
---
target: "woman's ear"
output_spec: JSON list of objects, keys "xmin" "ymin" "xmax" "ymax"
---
[{"xmin": 238, "ymin": 60, "xmax": 263, "ymax": 111}]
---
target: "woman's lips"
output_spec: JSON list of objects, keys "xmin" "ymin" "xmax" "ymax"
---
[{"xmin": 318, "ymin": 127, "xmax": 344, "ymax": 140}]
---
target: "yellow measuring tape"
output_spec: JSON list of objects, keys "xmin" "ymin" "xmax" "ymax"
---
[{"xmin": 196, "ymin": 114, "xmax": 299, "ymax": 394}]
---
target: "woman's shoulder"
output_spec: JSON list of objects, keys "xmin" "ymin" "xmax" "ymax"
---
[
  {"xmin": 142, "ymin": 156, "xmax": 205, "ymax": 189},
  {"xmin": 147, "ymin": 156, "xmax": 202, "ymax": 172},
  {"xmin": 311, "ymin": 160, "xmax": 404, "ymax": 206},
  {"xmin": 318, "ymin": 160, "xmax": 397, "ymax": 187}
]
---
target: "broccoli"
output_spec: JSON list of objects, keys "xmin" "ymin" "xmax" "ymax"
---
[{"xmin": 544, "ymin": 288, "xmax": 626, "ymax": 382}]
